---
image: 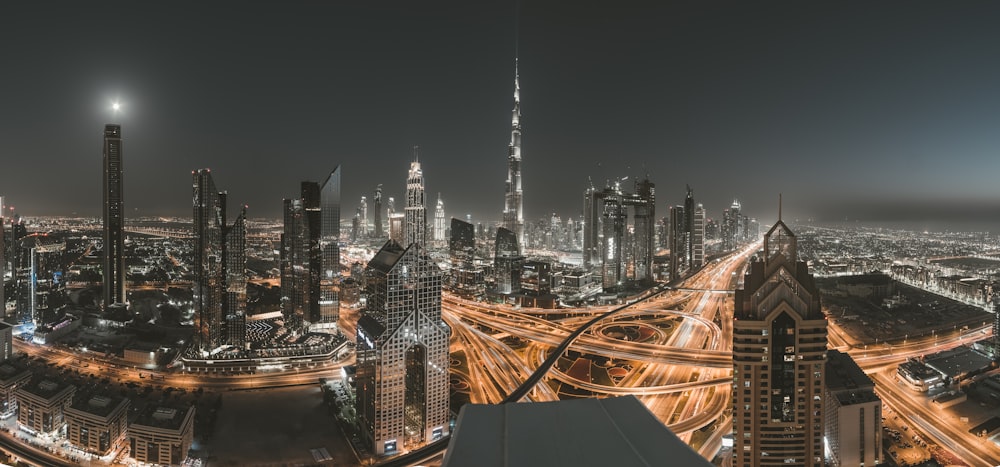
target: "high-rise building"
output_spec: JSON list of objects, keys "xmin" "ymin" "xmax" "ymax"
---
[
  {"xmin": 732, "ymin": 218, "xmax": 826, "ymax": 467},
  {"xmin": 301, "ymin": 182, "xmax": 323, "ymax": 327},
  {"xmin": 359, "ymin": 196, "xmax": 369, "ymax": 238},
  {"xmin": 388, "ymin": 213, "xmax": 405, "ymax": 245},
  {"xmin": 282, "ymin": 198, "xmax": 309, "ymax": 332},
  {"xmin": 0, "ymin": 209, "xmax": 4, "ymax": 318},
  {"xmin": 13, "ymin": 235, "xmax": 65, "ymax": 325},
  {"xmin": 692, "ymin": 203, "xmax": 705, "ymax": 268},
  {"xmin": 356, "ymin": 240, "xmax": 450, "ymax": 456},
  {"xmin": 192, "ymin": 170, "xmax": 247, "ymax": 353},
  {"xmin": 824, "ymin": 350, "xmax": 882, "ymax": 467},
  {"xmin": 404, "ymin": 149, "xmax": 427, "ymax": 248},
  {"xmin": 318, "ymin": 167, "xmax": 341, "ymax": 331},
  {"xmin": 582, "ymin": 178, "xmax": 655, "ymax": 292},
  {"xmin": 449, "ymin": 218, "xmax": 483, "ymax": 296},
  {"xmin": 493, "ymin": 227, "xmax": 524, "ymax": 296},
  {"xmin": 683, "ymin": 186, "xmax": 695, "ymax": 267},
  {"xmin": 102, "ymin": 124, "xmax": 126, "ymax": 307},
  {"xmin": 502, "ymin": 59, "xmax": 524, "ymax": 246},
  {"xmin": 668, "ymin": 205, "xmax": 685, "ymax": 281},
  {"xmin": 373, "ymin": 184, "xmax": 384, "ymax": 239},
  {"xmin": 722, "ymin": 199, "xmax": 743, "ymax": 251},
  {"xmin": 433, "ymin": 193, "xmax": 446, "ymax": 247},
  {"xmin": 224, "ymin": 206, "xmax": 247, "ymax": 349}
]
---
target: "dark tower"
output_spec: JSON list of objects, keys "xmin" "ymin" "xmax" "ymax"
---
[{"xmin": 102, "ymin": 124, "xmax": 126, "ymax": 306}]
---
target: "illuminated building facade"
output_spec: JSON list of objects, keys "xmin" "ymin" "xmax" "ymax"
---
[
  {"xmin": 732, "ymin": 218, "xmax": 826, "ymax": 467},
  {"xmin": 192, "ymin": 169, "xmax": 247, "ymax": 353},
  {"xmin": 356, "ymin": 240, "xmax": 450, "ymax": 456},
  {"xmin": 502, "ymin": 59, "xmax": 524, "ymax": 247},
  {"xmin": 449, "ymin": 218, "xmax": 483, "ymax": 296},
  {"xmin": 318, "ymin": 167, "xmax": 341, "ymax": 331},
  {"xmin": 824, "ymin": 350, "xmax": 881, "ymax": 467},
  {"xmin": 582, "ymin": 178, "xmax": 655, "ymax": 292},
  {"xmin": 405, "ymin": 152, "xmax": 427, "ymax": 248},
  {"xmin": 493, "ymin": 227, "xmax": 524, "ymax": 296},
  {"xmin": 15, "ymin": 377, "xmax": 75, "ymax": 435},
  {"xmin": 373, "ymin": 184, "xmax": 384, "ymax": 239},
  {"xmin": 65, "ymin": 391, "xmax": 129, "ymax": 457},
  {"xmin": 281, "ymin": 198, "xmax": 309, "ymax": 331},
  {"xmin": 14, "ymin": 236, "xmax": 65, "ymax": 325},
  {"xmin": 433, "ymin": 193, "xmax": 446, "ymax": 247},
  {"xmin": 102, "ymin": 124, "xmax": 126, "ymax": 307},
  {"xmin": 129, "ymin": 404, "xmax": 194, "ymax": 466}
]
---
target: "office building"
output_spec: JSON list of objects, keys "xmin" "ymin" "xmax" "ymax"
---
[
  {"xmin": 0, "ymin": 322, "xmax": 11, "ymax": 362},
  {"xmin": 493, "ymin": 227, "xmax": 524, "ymax": 296},
  {"xmin": 722, "ymin": 199, "xmax": 744, "ymax": 251},
  {"xmin": 433, "ymin": 193, "xmax": 446, "ymax": 247},
  {"xmin": 301, "ymin": 181, "xmax": 323, "ymax": 327},
  {"xmin": 388, "ymin": 213, "xmax": 405, "ymax": 245},
  {"xmin": 0, "ymin": 206, "xmax": 4, "ymax": 318},
  {"xmin": 102, "ymin": 124, "xmax": 126, "ymax": 307},
  {"xmin": 65, "ymin": 391, "xmax": 129, "ymax": 457},
  {"xmin": 582, "ymin": 178, "xmax": 655, "ymax": 292},
  {"xmin": 356, "ymin": 240, "xmax": 450, "ymax": 456},
  {"xmin": 317, "ymin": 167, "xmax": 341, "ymax": 331},
  {"xmin": 129, "ymin": 404, "xmax": 195, "ymax": 466},
  {"xmin": 732, "ymin": 217, "xmax": 826, "ymax": 467},
  {"xmin": 0, "ymin": 360, "xmax": 31, "ymax": 418},
  {"xmin": 824, "ymin": 350, "xmax": 881, "ymax": 467},
  {"xmin": 281, "ymin": 198, "xmax": 309, "ymax": 332},
  {"xmin": 449, "ymin": 218, "xmax": 483, "ymax": 296},
  {"xmin": 692, "ymin": 203, "xmax": 705, "ymax": 268},
  {"xmin": 192, "ymin": 169, "xmax": 247, "ymax": 353},
  {"xmin": 502, "ymin": 58, "xmax": 525, "ymax": 246},
  {"xmin": 405, "ymin": 150, "xmax": 427, "ymax": 248},
  {"xmin": 15, "ymin": 377, "xmax": 75, "ymax": 435},
  {"xmin": 668, "ymin": 205, "xmax": 685, "ymax": 281},
  {"xmin": 373, "ymin": 184, "xmax": 384, "ymax": 239},
  {"xmin": 14, "ymin": 236, "xmax": 65, "ymax": 325}
]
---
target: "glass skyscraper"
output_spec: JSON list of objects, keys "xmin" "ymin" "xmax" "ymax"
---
[{"xmin": 102, "ymin": 124, "xmax": 126, "ymax": 306}]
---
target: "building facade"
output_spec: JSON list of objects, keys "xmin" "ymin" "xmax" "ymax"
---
[
  {"xmin": 15, "ymin": 378, "xmax": 75, "ymax": 435},
  {"xmin": 732, "ymin": 219, "xmax": 827, "ymax": 467},
  {"xmin": 356, "ymin": 240, "xmax": 450, "ymax": 456},
  {"xmin": 102, "ymin": 124, "xmax": 126, "ymax": 307},
  {"xmin": 493, "ymin": 227, "xmax": 524, "ymax": 296},
  {"xmin": 65, "ymin": 392, "xmax": 129, "ymax": 457},
  {"xmin": 404, "ymin": 153, "xmax": 427, "ymax": 248},
  {"xmin": 824, "ymin": 350, "xmax": 881, "ymax": 467},
  {"xmin": 582, "ymin": 178, "xmax": 655, "ymax": 291},
  {"xmin": 129, "ymin": 404, "xmax": 195, "ymax": 466},
  {"xmin": 318, "ymin": 167, "xmax": 341, "ymax": 331},
  {"xmin": 502, "ymin": 59, "xmax": 524, "ymax": 247},
  {"xmin": 0, "ymin": 361, "xmax": 31, "ymax": 417},
  {"xmin": 433, "ymin": 194, "xmax": 446, "ymax": 248}
]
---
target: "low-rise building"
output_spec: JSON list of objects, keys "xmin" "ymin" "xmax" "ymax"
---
[
  {"xmin": 129, "ymin": 404, "xmax": 195, "ymax": 466},
  {"xmin": 825, "ymin": 350, "xmax": 882, "ymax": 467},
  {"xmin": 15, "ymin": 377, "xmax": 75, "ymax": 435},
  {"xmin": 0, "ymin": 360, "xmax": 31, "ymax": 418},
  {"xmin": 65, "ymin": 391, "xmax": 129, "ymax": 457}
]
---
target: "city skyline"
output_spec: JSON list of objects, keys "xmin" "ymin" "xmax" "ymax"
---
[{"xmin": 5, "ymin": 3, "xmax": 1000, "ymax": 224}]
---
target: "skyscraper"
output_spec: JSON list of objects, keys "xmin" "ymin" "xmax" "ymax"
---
[
  {"xmin": 668, "ymin": 205, "xmax": 685, "ymax": 281},
  {"xmin": 502, "ymin": 59, "xmax": 524, "ymax": 247},
  {"xmin": 433, "ymin": 193, "xmax": 446, "ymax": 247},
  {"xmin": 373, "ymin": 184, "xmax": 384, "ymax": 239},
  {"xmin": 356, "ymin": 240, "xmax": 450, "ymax": 456},
  {"xmin": 301, "ymin": 181, "xmax": 323, "ymax": 327},
  {"xmin": 281, "ymin": 198, "xmax": 309, "ymax": 332},
  {"xmin": 449, "ymin": 218, "xmax": 483, "ymax": 296},
  {"xmin": 318, "ymin": 167, "xmax": 341, "ymax": 331},
  {"xmin": 692, "ymin": 203, "xmax": 705, "ymax": 268},
  {"xmin": 404, "ymin": 149, "xmax": 426, "ymax": 248},
  {"xmin": 493, "ymin": 227, "xmax": 524, "ymax": 296},
  {"xmin": 102, "ymin": 124, "xmax": 126, "ymax": 306},
  {"xmin": 224, "ymin": 206, "xmax": 247, "ymax": 349},
  {"xmin": 582, "ymin": 178, "xmax": 655, "ymax": 291},
  {"xmin": 359, "ymin": 196, "xmax": 369, "ymax": 238},
  {"xmin": 683, "ymin": 186, "xmax": 695, "ymax": 267},
  {"xmin": 732, "ymin": 217, "xmax": 827, "ymax": 467},
  {"xmin": 192, "ymin": 169, "xmax": 247, "ymax": 353},
  {"xmin": 722, "ymin": 199, "xmax": 743, "ymax": 251}
]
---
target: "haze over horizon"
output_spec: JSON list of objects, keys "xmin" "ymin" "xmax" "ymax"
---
[{"xmin": 3, "ymin": 1, "xmax": 1000, "ymax": 226}]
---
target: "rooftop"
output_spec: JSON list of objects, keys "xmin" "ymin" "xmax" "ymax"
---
[
  {"xmin": 133, "ymin": 403, "xmax": 193, "ymax": 431},
  {"xmin": 18, "ymin": 377, "xmax": 74, "ymax": 400},
  {"xmin": 826, "ymin": 350, "xmax": 880, "ymax": 406},
  {"xmin": 0, "ymin": 361, "xmax": 31, "ymax": 384},
  {"xmin": 925, "ymin": 347, "xmax": 993, "ymax": 380},
  {"xmin": 68, "ymin": 390, "xmax": 129, "ymax": 418},
  {"xmin": 442, "ymin": 396, "xmax": 711, "ymax": 467}
]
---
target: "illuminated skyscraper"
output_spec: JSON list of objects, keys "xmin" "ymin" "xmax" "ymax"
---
[
  {"xmin": 502, "ymin": 59, "xmax": 524, "ymax": 247},
  {"xmin": 683, "ymin": 186, "xmax": 695, "ymax": 266},
  {"xmin": 404, "ymin": 149, "xmax": 426, "ymax": 247},
  {"xmin": 192, "ymin": 169, "xmax": 247, "ymax": 353},
  {"xmin": 433, "ymin": 193, "xmax": 446, "ymax": 247},
  {"xmin": 356, "ymin": 240, "xmax": 450, "ymax": 456},
  {"xmin": 359, "ymin": 196, "xmax": 369, "ymax": 238},
  {"xmin": 722, "ymin": 199, "xmax": 743, "ymax": 251},
  {"xmin": 449, "ymin": 218, "xmax": 483, "ymax": 296},
  {"xmin": 301, "ymin": 181, "xmax": 322, "ymax": 327},
  {"xmin": 583, "ymin": 178, "xmax": 654, "ymax": 291},
  {"xmin": 318, "ymin": 167, "xmax": 341, "ymax": 331},
  {"xmin": 102, "ymin": 124, "xmax": 126, "ymax": 306},
  {"xmin": 692, "ymin": 203, "xmax": 705, "ymax": 268},
  {"xmin": 824, "ymin": 350, "xmax": 882, "ymax": 467},
  {"xmin": 668, "ymin": 205, "xmax": 685, "ymax": 281},
  {"xmin": 281, "ymin": 198, "xmax": 308, "ymax": 331},
  {"xmin": 373, "ymin": 184, "xmax": 384, "ymax": 239},
  {"xmin": 732, "ymin": 217, "xmax": 826, "ymax": 467},
  {"xmin": 224, "ymin": 206, "xmax": 247, "ymax": 349},
  {"xmin": 493, "ymin": 227, "xmax": 524, "ymax": 296}
]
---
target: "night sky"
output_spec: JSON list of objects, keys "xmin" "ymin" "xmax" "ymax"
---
[{"xmin": 4, "ymin": 1, "xmax": 1000, "ymax": 226}]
